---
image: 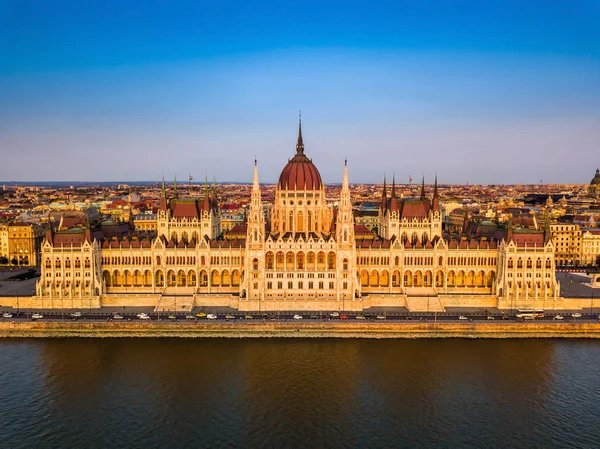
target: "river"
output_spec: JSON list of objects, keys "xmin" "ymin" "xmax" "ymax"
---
[{"xmin": 1, "ymin": 339, "xmax": 599, "ymax": 448}]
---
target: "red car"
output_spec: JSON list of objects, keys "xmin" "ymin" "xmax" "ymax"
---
[{"xmin": 340, "ymin": 315, "xmax": 349, "ymax": 320}]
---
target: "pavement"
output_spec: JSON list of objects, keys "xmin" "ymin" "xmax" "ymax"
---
[
  {"xmin": 0, "ymin": 267, "xmax": 39, "ymax": 297},
  {"xmin": 556, "ymin": 272, "xmax": 600, "ymax": 298}
]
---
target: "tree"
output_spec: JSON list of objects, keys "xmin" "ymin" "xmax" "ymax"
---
[
  {"xmin": 0, "ymin": 256, "xmax": 8, "ymax": 265},
  {"xmin": 11, "ymin": 258, "xmax": 18, "ymax": 266}
]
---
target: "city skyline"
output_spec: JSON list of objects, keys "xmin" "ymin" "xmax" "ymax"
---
[{"xmin": 1, "ymin": 1, "xmax": 599, "ymax": 184}]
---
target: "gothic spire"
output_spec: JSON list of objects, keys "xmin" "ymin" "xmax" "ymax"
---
[
  {"xmin": 381, "ymin": 174, "xmax": 388, "ymax": 210},
  {"xmin": 296, "ymin": 111, "xmax": 304, "ymax": 155},
  {"xmin": 173, "ymin": 175, "xmax": 178, "ymax": 199},
  {"xmin": 433, "ymin": 172, "xmax": 439, "ymax": 198},
  {"xmin": 420, "ymin": 174, "xmax": 425, "ymax": 199}
]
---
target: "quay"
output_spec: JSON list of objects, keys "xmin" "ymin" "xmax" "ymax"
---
[{"xmin": 2, "ymin": 320, "xmax": 600, "ymax": 339}]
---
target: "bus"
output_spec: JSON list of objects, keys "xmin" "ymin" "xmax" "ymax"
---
[{"xmin": 515, "ymin": 309, "xmax": 545, "ymax": 319}]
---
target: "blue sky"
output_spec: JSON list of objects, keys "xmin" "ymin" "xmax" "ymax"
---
[{"xmin": 1, "ymin": 0, "xmax": 599, "ymax": 184}]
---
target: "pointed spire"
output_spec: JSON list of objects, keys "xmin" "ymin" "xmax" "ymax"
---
[
  {"xmin": 432, "ymin": 172, "xmax": 440, "ymax": 211},
  {"xmin": 342, "ymin": 159, "xmax": 349, "ymax": 191},
  {"xmin": 173, "ymin": 175, "xmax": 178, "ymax": 199},
  {"xmin": 381, "ymin": 174, "xmax": 388, "ymax": 211},
  {"xmin": 420, "ymin": 174, "xmax": 425, "ymax": 199},
  {"xmin": 159, "ymin": 173, "xmax": 167, "ymax": 211},
  {"xmin": 543, "ymin": 209, "xmax": 551, "ymax": 243},
  {"xmin": 296, "ymin": 111, "xmax": 304, "ymax": 155},
  {"xmin": 253, "ymin": 158, "xmax": 259, "ymax": 189},
  {"xmin": 389, "ymin": 173, "xmax": 398, "ymax": 211}
]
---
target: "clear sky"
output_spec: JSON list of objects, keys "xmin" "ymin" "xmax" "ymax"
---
[{"xmin": 1, "ymin": 0, "xmax": 599, "ymax": 184}]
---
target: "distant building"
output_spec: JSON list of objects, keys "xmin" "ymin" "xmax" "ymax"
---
[{"xmin": 7, "ymin": 222, "xmax": 45, "ymax": 266}]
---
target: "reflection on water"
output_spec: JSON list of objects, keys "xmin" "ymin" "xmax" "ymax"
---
[{"xmin": 1, "ymin": 339, "xmax": 600, "ymax": 448}]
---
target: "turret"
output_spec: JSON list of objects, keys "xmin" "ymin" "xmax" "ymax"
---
[{"xmin": 247, "ymin": 159, "xmax": 265, "ymax": 243}]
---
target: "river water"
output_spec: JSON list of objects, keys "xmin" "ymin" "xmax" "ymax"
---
[{"xmin": 1, "ymin": 339, "xmax": 599, "ymax": 449}]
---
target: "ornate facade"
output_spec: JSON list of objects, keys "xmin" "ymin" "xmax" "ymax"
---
[{"xmin": 35, "ymin": 122, "xmax": 561, "ymax": 311}]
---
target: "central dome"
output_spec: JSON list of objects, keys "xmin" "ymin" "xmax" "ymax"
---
[{"xmin": 277, "ymin": 121, "xmax": 323, "ymax": 191}]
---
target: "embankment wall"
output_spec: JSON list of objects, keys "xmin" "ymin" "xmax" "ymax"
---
[{"xmin": 1, "ymin": 321, "xmax": 600, "ymax": 339}]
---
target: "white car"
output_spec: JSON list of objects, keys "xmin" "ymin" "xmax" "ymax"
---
[
  {"xmin": 554, "ymin": 315, "xmax": 564, "ymax": 320},
  {"xmin": 376, "ymin": 315, "xmax": 386, "ymax": 320},
  {"xmin": 355, "ymin": 315, "xmax": 366, "ymax": 320},
  {"xmin": 487, "ymin": 316, "xmax": 495, "ymax": 320},
  {"xmin": 330, "ymin": 312, "xmax": 340, "ymax": 318},
  {"xmin": 458, "ymin": 315, "xmax": 468, "ymax": 321},
  {"xmin": 70, "ymin": 312, "xmax": 82, "ymax": 318},
  {"xmin": 293, "ymin": 314, "xmax": 303, "ymax": 320},
  {"xmin": 137, "ymin": 313, "xmax": 150, "ymax": 320},
  {"xmin": 207, "ymin": 314, "xmax": 217, "ymax": 320},
  {"xmin": 31, "ymin": 313, "xmax": 43, "ymax": 320},
  {"xmin": 571, "ymin": 313, "xmax": 582, "ymax": 318},
  {"xmin": 3, "ymin": 313, "xmax": 13, "ymax": 318}
]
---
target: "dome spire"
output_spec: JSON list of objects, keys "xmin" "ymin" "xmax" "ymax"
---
[{"xmin": 296, "ymin": 110, "xmax": 304, "ymax": 155}]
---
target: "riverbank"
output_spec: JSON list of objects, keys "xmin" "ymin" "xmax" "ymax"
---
[{"xmin": 2, "ymin": 321, "xmax": 600, "ymax": 338}]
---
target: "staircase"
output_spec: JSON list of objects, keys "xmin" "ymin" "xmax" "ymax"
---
[
  {"xmin": 405, "ymin": 287, "xmax": 445, "ymax": 312},
  {"xmin": 155, "ymin": 288, "xmax": 196, "ymax": 312}
]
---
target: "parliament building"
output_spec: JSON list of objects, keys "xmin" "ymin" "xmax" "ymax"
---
[{"xmin": 34, "ymin": 122, "xmax": 561, "ymax": 312}]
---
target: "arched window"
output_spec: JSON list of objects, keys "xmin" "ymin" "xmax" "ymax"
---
[
  {"xmin": 253, "ymin": 258, "xmax": 259, "ymax": 270},
  {"xmin": 65, "ymin": 259, "xmax": 71, "ymax": 269},
  {"xmin": 75, "ymin": 258, "xmax": 81, "ymax": 268},
  {"xmin": 517, "ymin": 259, "xmax": 523, "ymax": 269},
  {"xmin": 508, "ymin": 259, "xmax": 513, "ymax": 269},
  {"xmin": 84, "ymin": 258, "xmax": 90, "ymax": 269},
  {"xmin": 343, "ymin": 258, "xmax": 348, "ymax": 270}
]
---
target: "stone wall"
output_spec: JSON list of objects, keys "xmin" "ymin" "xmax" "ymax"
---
[{"xmin": 1, "ymin": 320, "xmax": 600, "ymax": 338}]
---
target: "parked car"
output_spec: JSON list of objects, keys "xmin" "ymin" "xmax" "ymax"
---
[
  {"xmin": 225, "ymin": 315, "xmax": 235, "ymax": 320},
  {"xmin": 70, "ymin": 312, "xmax": 82, "ymax": 318},
  {"xmin": 112, "ymin": 314, "xmax": 124, "ymax": 320},
  {"xmin": 458, "ymin": 315, "xmax": 468, "ymax": 321},
  {"xmin": 168, "ymin": 315, "xmax": 177, "ymax": 320},
  {"xmin": 3, "ymin": 313, "xmax": 13, "ymax": 318},
  {"xmin": 376, "ymin": 315, "xmax": 386, "ymax": 320},
  {"xmin": 340, "ymin": 315, "xmax": 349, "ymax": 320},
  {"xmin": 137, "ymin": 313, "xmax": 150, "ymax": 320},
  {"xmin": 196, "ymin": 312, "xmax": 207, "ymax": 318},
  {"xmin": 355, "ymin": 315, "xmax": 366, "ymax": 320},
  {"xmin": 244, "ymin": 315, "xmax": 253, "ymax": 320},
  {"xmin": 31, "ymin": 313, "xmax": 43, "ymax": 320},
  {"xmin": 207, "ymin": 314, "xmax": 217, "ymax": 320},
  {"xmin": 571, "ymin": 313, "xmax": 582, "ymax": 318},
  {"xmin": 185, "ymin": 315, "xmax": 196, "ymax": 320},
  {"xmin": 554, "ymin": 315, "xmax": 564, "ymax": 320},
  {"xmin": 293, "ymin": 314, "xmax": 303, "ymax": 320},
  {"xmin": 487, "ymin": 316, "xmax": 495, "ymax": 320},
  {"xmin": 330, "ymin": 312, "xmax": 340, "ymax": 318}
]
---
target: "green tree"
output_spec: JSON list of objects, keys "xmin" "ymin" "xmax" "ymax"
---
[{"xmin": 0, "ymin": 256, "xmax": 8, "ymax": 265}]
